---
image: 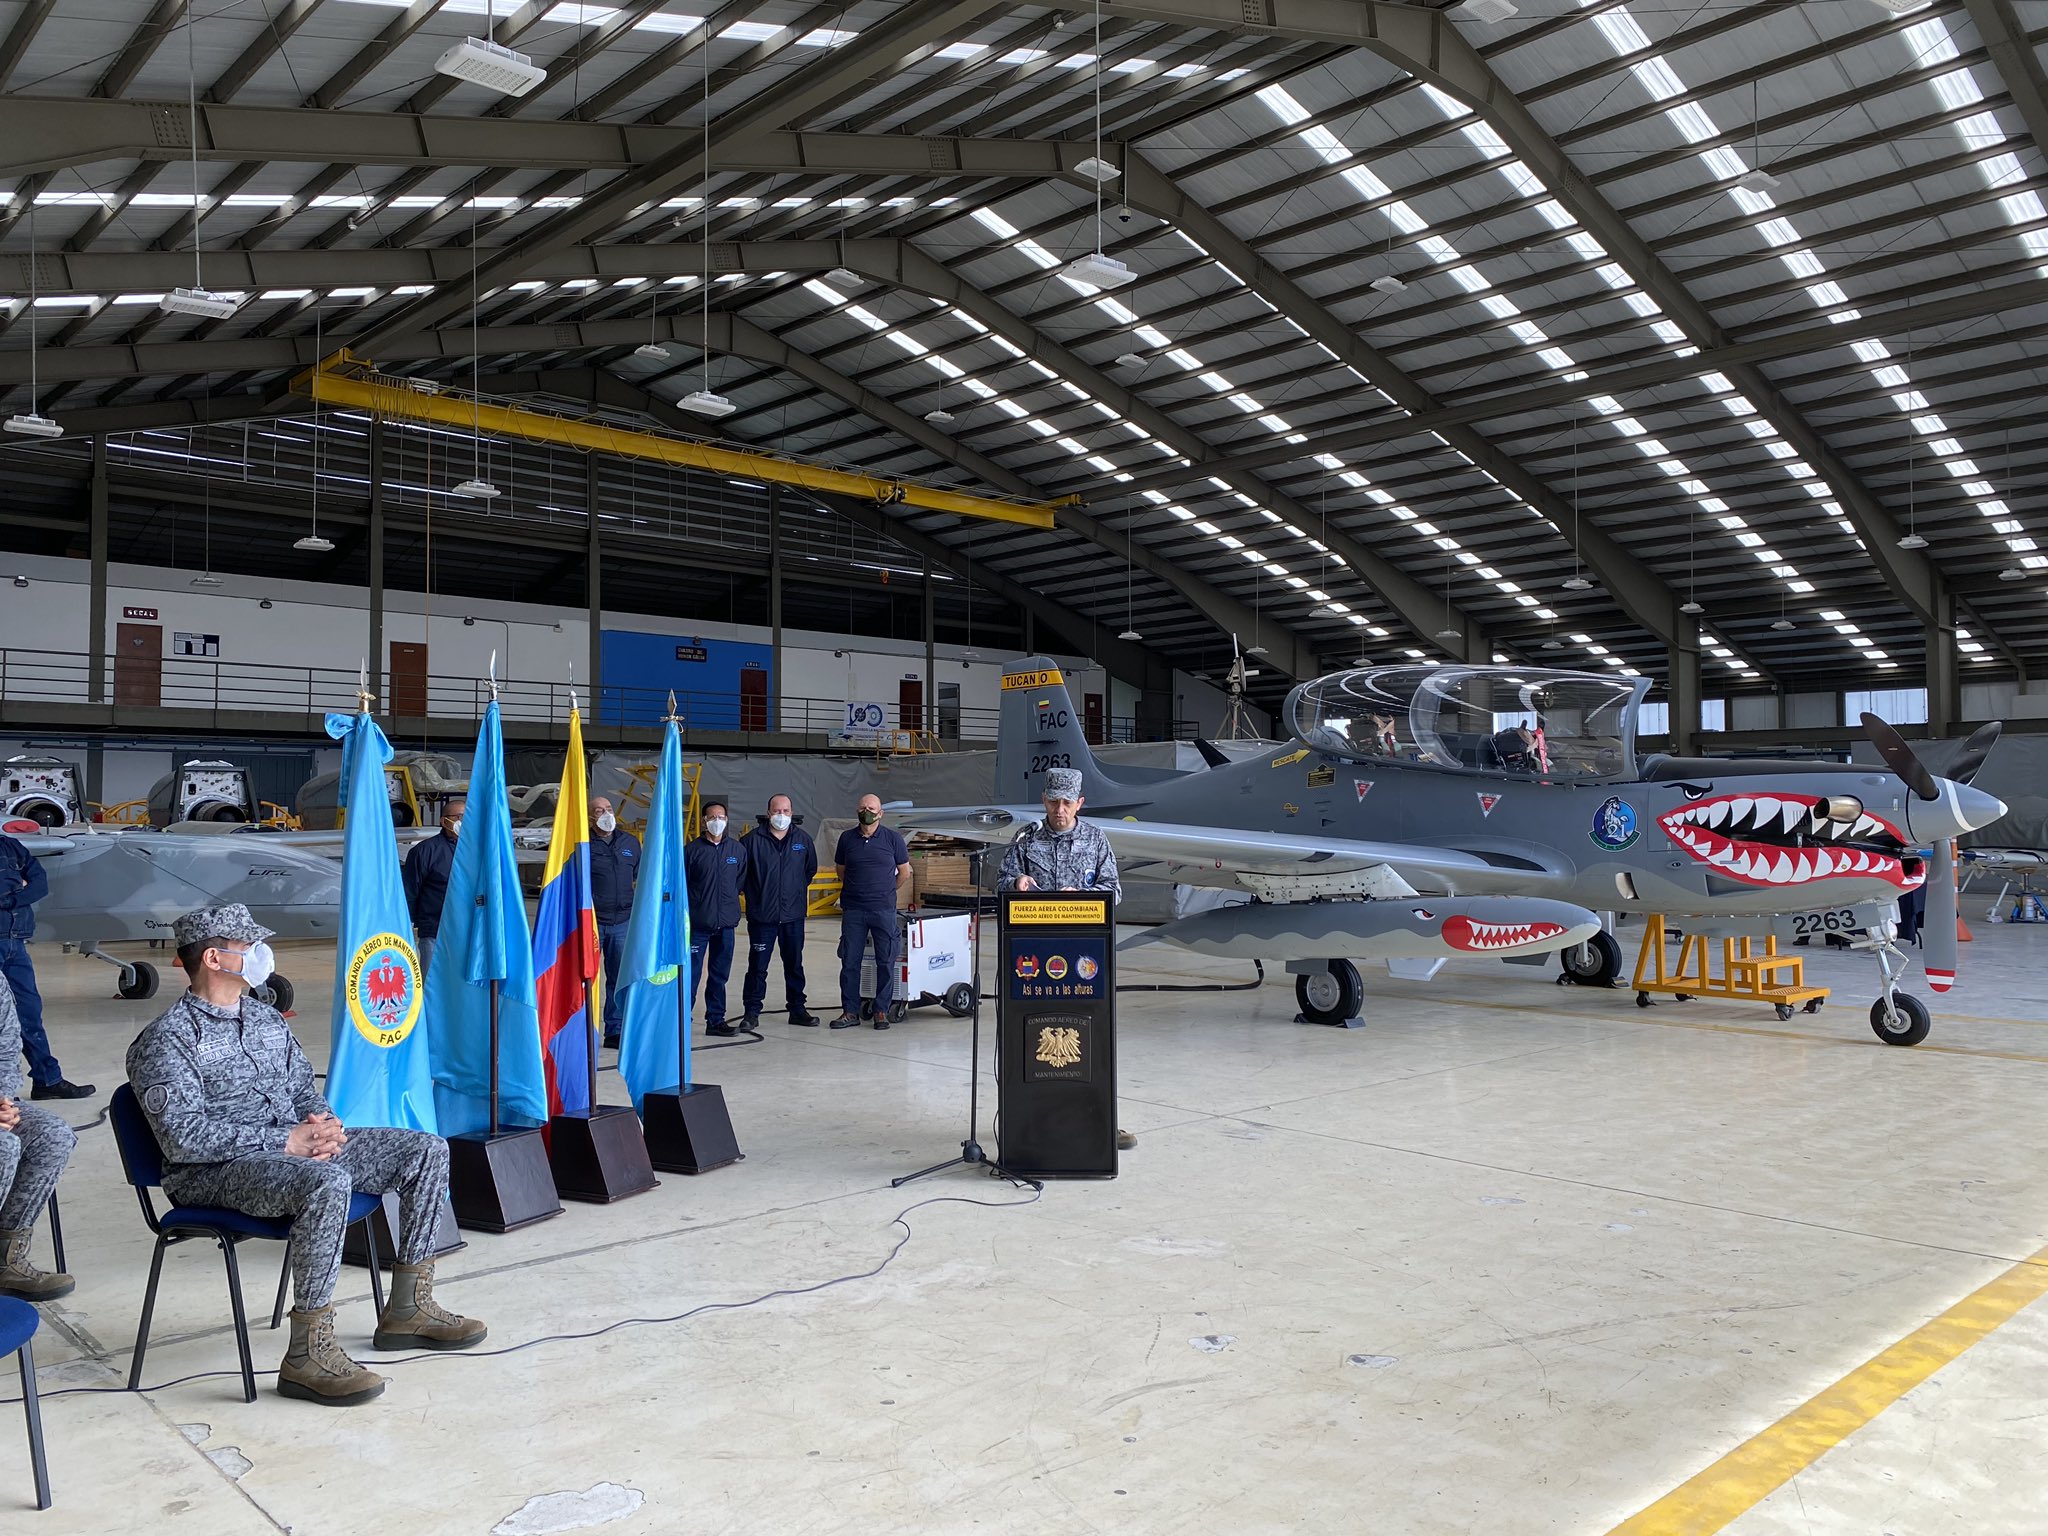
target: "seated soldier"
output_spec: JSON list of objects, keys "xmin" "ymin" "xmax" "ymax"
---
[
  {"xmin": 0, "ymin": 971, "xmax": 76, "ymax": 1299},
  {"xmin": 126, "ymin": 903, "xmax": 487, "ymax": 1407}
]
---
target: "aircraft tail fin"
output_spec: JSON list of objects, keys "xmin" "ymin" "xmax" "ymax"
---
[
  {"xmin": 1192, "ymin": 738, "xmax": 1232, "ymax": 768},
  {"xmin": 995, "ymin": 656, "xmax": 1131, "ymax": 804}
]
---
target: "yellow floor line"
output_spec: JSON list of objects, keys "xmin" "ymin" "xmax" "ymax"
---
[{"xmin": 1605, "ymin": 1245, "xmax": 2048, "ymax": 1535}]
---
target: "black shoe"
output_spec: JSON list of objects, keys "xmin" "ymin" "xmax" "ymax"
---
[
  {"xmin": 602, "ymin": 1033, "xmax": 620, "ymax": 1049},
  {"xmin": 828, "ymin": 1014, "xmax": 861, "ymax": 1030},
  {"xmin": 741, "ymin": 1014, "xmax": 761, "ymax": 1031},
  {"xmin": 872, "ymin": 1018, "xmax": 891, "ymax": 1031},
  {"xmin": 789, "ymin": 1011, "xmax": 821, "ymax": 1028},
  {"xmin": 30, "ymin": 1079, "xmax": 95, "ymax": 1101},
  {"xmin": 705, "ymin": 1023, "xmax": 738, "ymax": 1038}
]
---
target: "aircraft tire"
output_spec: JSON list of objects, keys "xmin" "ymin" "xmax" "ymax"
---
[
  {"xmin": 1869, "ymin": 991, "xmax": 1930, "ymax": 1047},
  {"xmin": 942, "ymin": 982, "xmax": 976, "ymax": 1017},
  {"xmin": 117, "ymin": 961, "xmax": 159, "ymax": 1001},
  {"xmin": 260, "ymin": 974, "xmax": 296, "ymax": 1013},
  {"xmin": 1558, "ymin": 931, "xmax": 1623, "ymax": 987},
  {"xmin": 1296, "ymin": 960, "xmax": 1362, "ymax": 1026}
]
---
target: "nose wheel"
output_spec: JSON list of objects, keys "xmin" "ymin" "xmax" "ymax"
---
[
  {"xmin": 1557, "ymin": 930, "xmax": 1622, "ymax": 987},
  {"xmin": 1295, "ymin": 960, "xmax": 1363, "ymax": 1028},
  {"xmin": 1864, "ymin": 928, "xmax": 1932, "ymax": 1046}
]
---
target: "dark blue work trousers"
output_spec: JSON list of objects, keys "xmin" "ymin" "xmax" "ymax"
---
[
  {"xmin": 689, "ymin": 926, "xmax": 738, "ymax": 1028},
  {"xmin": 0, "ymin": 939, "xmax": 59, "ymax": 1086},
  {"xmin": 742, "ymin": 919, "xmax": 807, "ymax": 1018},
  {"xmin": 838, "ymin": 907, "xmax": 898, "ymax": 1018},
  {"xmin": 597, "ymin": 921, "xmax": 629, "ymax": 1042}
]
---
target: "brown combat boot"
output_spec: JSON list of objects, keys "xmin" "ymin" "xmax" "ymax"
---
[
  {"xmin": 373, "ymin": 1261, "xmax": 488, "ymax": 1352},
  {"xmin": 278, "ymin": 1306, "xmax": 386, "ymax": 1406},
  {"xmin": 0, "ymin": 1228, "xmax": 74, "ymax": 1301}
]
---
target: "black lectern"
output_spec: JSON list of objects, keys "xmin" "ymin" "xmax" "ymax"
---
[{"xmin": 995, "ymin": 890, "xmax": 1118, "ymax": 1178}]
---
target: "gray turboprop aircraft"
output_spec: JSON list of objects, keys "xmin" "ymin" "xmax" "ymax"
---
[{"xmin": 899, "ymin": 657, "xmax": 2007, "ymax": 1045}]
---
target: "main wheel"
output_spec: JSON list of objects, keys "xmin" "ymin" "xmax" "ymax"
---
[
  {"xmin": 116, "ymin": 960, "xmax": 159, "ymax": 1001},
  {"xmin": 942, "ymin": 981, "xmax": 976, "ymax": 1017},
  {"xmin": 1558, "ymin": 931, "xmax": 1623, "ymax": 987},
  {"xmin": 1870, "ymin": 991, "xmax": 1930, "ymax": 1046},
  {"xmin": 259, "ymin": 974, "xmax": 296, "ymax": 1013},
  {"xmin": 1295, "ymin": 959, "xmax": 1363, "ymax": 1026}
]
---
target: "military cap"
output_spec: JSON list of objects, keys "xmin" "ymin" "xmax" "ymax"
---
[
  {"xmin": 1043, "ymin": 766, "xmax": 1084, "ymax": 800},
  {"xmin": 173, "ymin": 902, "xmax": 276, "ymax": 950}
]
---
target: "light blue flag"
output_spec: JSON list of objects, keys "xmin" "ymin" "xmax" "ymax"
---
[
  {"xmin": 423, "ymin": 699, "xmax": 548, "ymax": 1134},
  {"xmin": 323, "ymin": 709, "xmax": 437, "ymax": 1132},
  {"xmin": 617, "ymin": 719, "xmax": 694, "ymax": 1112}
]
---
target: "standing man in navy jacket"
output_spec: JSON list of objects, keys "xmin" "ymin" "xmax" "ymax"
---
[
  {"xmin": 740, "ymin": 794, "xmax": 819, "ymax": 1030},
  {"xmin": 685, "ymin": 801, "xmax": 748, "ymax": 1037},
  {"xmin": 589, "ymin": 795, "xmax": 640, "ymax": 1047},
  {"xmin": 0, "ymin": 830, "xmax": 91, "ymax": 1100}
]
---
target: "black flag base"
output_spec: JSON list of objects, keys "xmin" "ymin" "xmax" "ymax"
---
[
  {"xmin": 641, "ymin": 1083, "xmax": 742, "ymax": 1174},
  {"xmin": 548, "ymin": 1106, "xmax": 661, "ymax": 1202},
  {"xmin": 447, "ymin": 1128, "xmax": 564, "ymax": 1233},
  {"xmin": 343, "ymin": 1190, "xmax": 465, "ymax": 1270}
]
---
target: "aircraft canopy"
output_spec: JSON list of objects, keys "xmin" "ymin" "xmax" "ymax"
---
[{"xmin": 1284, "ymin": 665, "xmax": 1650, "ymax": 782}]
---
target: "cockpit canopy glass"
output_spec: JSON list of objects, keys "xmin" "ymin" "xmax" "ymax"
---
[{"xmin": 1284, "ymin": 665, "xmax": 1648, "ymax": 781}]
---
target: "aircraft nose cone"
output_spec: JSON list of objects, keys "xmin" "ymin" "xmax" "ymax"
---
[
  {"xmin": 1955, "ymin": 782, "xmax": 2009, "ymax": 834},
  {"xmin": 1911, "ymin": 779, "xmax": 2008, "ymax": 842}
]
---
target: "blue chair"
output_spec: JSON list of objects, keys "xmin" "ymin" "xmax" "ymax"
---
[
  {"xmin": 0, "ymin": 1296, "xmax": 51, "ymax": 1510},
  {"xmin": 107, "ymin": 1086, "xmax": 386, "ymax": 1404}
]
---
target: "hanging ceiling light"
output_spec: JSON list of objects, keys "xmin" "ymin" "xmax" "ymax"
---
[
  {"xmin": 453, "ymin": 477, "xmax": 502, "ymax": 499},
  {"xmin": 1999, "ymin": 566, "xmax": 2028, "ymax": 582},
  {"xmin": 1117, "ymin": 628, "xmax": 1142, "ymax": 642},
  {"xmin": 1436, "ymin": 625, "xmax": 1462, "ymax": 640},
  {"xmin": 294, "ymin": 533, "xmax": 335, "ymax": 552},
  {"xmin": 1679, "ymin": 599, "xmax": 1705, "ymax": 615},
  {"xmin": 1770, "ymin": 618, "xmax": 1795, "ymax": 631},
  {"xmin": 1562, "ymin": 575, "xmax": 1594, "ymax": 591},
  {"xmin": 161, "ymin": 14, "xmax": 241, "ymax": 323},
  {"xmin": 923, "ymin": 408, "xmax": 956, "ymax": 425},
  {"xmin": 189, "ymin": 571, "xmax": 223, "ymax": 589},
  {"xmin": 4, "ymin": 413, "xmax": 62, "ymax": 439},
  {"xmin": 1114, "ymin": 352, "xmax": 1147, "ymax": 370},
  {"xmin": 1063, "ymin": 15, "xmax": 1135, "ymax": 293},
  {"xmin": 633, "ymin": 343, "xmax": 671, "ymax": 362},
  {"xmin": 1897, "ymin": 533, "xmax": 1928, "ymax": 550},
  {"xmin": 1062, "ymin": 251, "xmax": 1135, "ymax": 288},
  {"xmin": 434, "ymin": 35, "xmax": 544, "ymax": 97},
  {"xmin": 680, "ymin": 390, "xmax": 736, "ymax": 418},
  {"xmin": 1369, "ymin": 275, "xmax": 1407, "ymax": 294}
]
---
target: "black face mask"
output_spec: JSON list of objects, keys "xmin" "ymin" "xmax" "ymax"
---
[{"xmin": 857, "ymin": 809, "xmax": 880, "ymax": 825}]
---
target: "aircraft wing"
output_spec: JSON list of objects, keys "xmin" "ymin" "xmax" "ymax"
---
[{"xmin": 897, "ymin": 806, "xmax": 1522, "ymax": 897}]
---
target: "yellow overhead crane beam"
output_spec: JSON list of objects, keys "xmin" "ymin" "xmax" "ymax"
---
[{"xmin": 289, "ymin": 349, "xmax": 1070, "ymax": 530}]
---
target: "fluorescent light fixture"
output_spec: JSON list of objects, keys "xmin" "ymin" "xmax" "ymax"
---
[
  {"xmin": 1062, "ymin": 252, "xmax": 1136, "ymax": 288},
  {"xmin": 1679, "ymin": 599, "xmax": 1705, "ymax": 614},
  {"xmin": 633, "ymin": 343, "xmax": 671, "ymax": 361},
  {"xmin": 1455, "ymin": 0, "xmax": 1517, "ymax": 21},
  {"xmin": 1897, "ymin": 533, "xmax": 1928, "ymax": 549},
  {"xmin": 3, "ymin": 413, "xmax": 62, "ymax": 439},
  {"xmin": 1369, "ymin": 275, "xmax": 1407, "ymax": 294},
  {"xmin": 293, "ymin": 533, "xmax": 335, "ymax": 553},
  {"xmin": 159, "ymin": 286, "xmax": 241, "ymax": 319},
  {"xmin": 679, "ymin": 390, "xmax": 736, "ymax": 418},
  {"xmin": 1117, "ymin": 628, "xmax": 1142, "ymax": 641},
  {"xmin": 824, "ymin": 267, "xmax": 862, "ymax": 288},
  {"xmin": 1074, "ymin": 156, "xmax": 1120, "ymax": 183},
  {"xmin": 190, "ymin": 572, "xmax": 223, "ymax": 589},
  {"xmin": 1735, "ymin": 168, "xmax": 1781, "ymax": 193},
  {"xmin": 1561, "ymin": 575, "xmax": 1594, "ymax": 591},
  {"xmin": 923, "ymin": 408, "xmax": 956, "ymax": 425},
  {"xmin": 452, "ymin": 478, "xmax": 502, "ymax": 499},
  {"xmin": 433, "ymin": 36, "xmax": 546, "ymax": 97}
]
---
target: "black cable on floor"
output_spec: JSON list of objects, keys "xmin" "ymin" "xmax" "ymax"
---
[
  {"xmin": 1117, "ymin": 959, "xmax": 1265, "ymax": 993},
  {"xmin": 0, "ymin": 1186, "xmax": 1041, "ymax": 1404}
]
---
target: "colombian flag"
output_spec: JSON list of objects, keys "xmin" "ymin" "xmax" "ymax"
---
[{"xmin": 533, "ymin": 706, "xmax": 602, "ymax": 1117}]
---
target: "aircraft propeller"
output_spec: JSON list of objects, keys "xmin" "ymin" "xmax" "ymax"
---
[
  {"xmin": 1944, "ymin": 719, "xmax": 2003, "ymax": 788},
  {"xmin": 1859, "ymin": 711, "xmax": 1939, "ymax": 800}
]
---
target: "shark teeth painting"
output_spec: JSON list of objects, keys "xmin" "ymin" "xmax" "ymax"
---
[
  {"xmin": 1440, "ymin": 916, "xmax": 1570, "ymax": 952},
  {"xmin": 1656, "ymin": 794, "xmax": 1920, "ymax": 890}
]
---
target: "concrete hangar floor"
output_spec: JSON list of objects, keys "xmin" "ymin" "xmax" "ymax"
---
[{"xmin": 12, "ymin": 919, "xmax": 2048, "ymax": 1536}]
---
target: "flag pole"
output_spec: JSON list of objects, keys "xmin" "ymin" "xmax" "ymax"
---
[
  {"xmin": 574, "ymin": 682, "xmax": 596, "ymax": 1116},
  {"xmin": 487, "ymin": 973, "xmax": 501, "ymax": 1138},
  {"xmin": 664, "ymin": 692, "xmax": 689, "ymax": 1092}
]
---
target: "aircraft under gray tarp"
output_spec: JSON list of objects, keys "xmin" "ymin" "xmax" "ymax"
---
[{"xmin": 897, "ymin": 657, "xmax": 2007, "ymax": 1045}]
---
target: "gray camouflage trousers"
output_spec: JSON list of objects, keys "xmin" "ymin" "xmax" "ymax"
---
[
  {"xmin": 162, "ymin": 1127, "xmax": 449, "ymax": 1311},
  {"xmin": 0, "ymin": 1102, "xmax": 75, "ymax": 1232}
]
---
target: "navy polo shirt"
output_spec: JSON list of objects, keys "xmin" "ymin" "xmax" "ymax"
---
[{"xmin": 834, "ymin": 824, "xmax": 909, "ymax": 911}]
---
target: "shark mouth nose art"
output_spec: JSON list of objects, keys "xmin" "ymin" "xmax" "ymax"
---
[
  {"xmin": 1441, "ymin": 916, "xmax": 1570, "ymax": 952},
  {"xmin": 1658, "ymin": 794, "xmax": 1921, "ymax": 889}
]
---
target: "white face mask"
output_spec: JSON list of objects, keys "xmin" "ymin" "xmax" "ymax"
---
[
  {"xmin": 769, "ymin": 812, "xmax": 792, "ymax": 833},
  {"xmin": 222, "ymin": 942, "xmax": 273, "ymax": 991},
  {"xmin": 443, "ymin": 817, "xmax": 462, "ymax": 838},
  {"xmin": 704, "ymin": 817, "xmax": 727, "ymax": 838},
  {"xmin": 595, "ymin": 812, "xmax": 616, "ymax": 834}
]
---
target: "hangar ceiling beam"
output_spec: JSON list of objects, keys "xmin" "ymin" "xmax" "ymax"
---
[
  {"xmin": 1097, "ymin": 0, "xmax": 1951, "ymax": 625},
  {"xmin": 837, "ymin": 240, "xmax": 1488, "ymax": 666},
  {"xmin": 1951, "ymin": 2, "xmax": 2048, "ymax": 169},
  {"xmin": 1109, "ymin": 149, "xmax": 1685, "ymax": 650},
  {"xmin": 346, "ymin": 0, "xmax": 995, "ymax": 350},
  {"xmin": 0, "ymin": 96, "xmax": 1069, "ymax": 183}
]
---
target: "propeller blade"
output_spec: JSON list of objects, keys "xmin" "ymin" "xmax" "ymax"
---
[
  {"xmin": 1945, "ymin": 720, "xmax": 2002, "ymax": 787},
  {"xmin": 1861, "ymin": 712, "xmax": 1939, "ymax": 801},
  {"xmin": 1922, "ymin": 838, "xmax": 1958, "ymax": 994}
]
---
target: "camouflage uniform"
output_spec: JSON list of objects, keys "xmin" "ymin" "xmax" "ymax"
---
[
  {"xmin": 0, "ymin": 974, "xmax": 73, "ymax": 1233},
  {"xmin": 127, "ymin": 908, "xmax": 450, "ymax": 1313},
  {"xmin": 997, "ymin": 817, "xmax": 1121, "ymax": 899}
]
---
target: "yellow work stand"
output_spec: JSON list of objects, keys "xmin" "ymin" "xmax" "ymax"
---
[{"xmin": 1630, "ymin": 914, "xmax": 1830, "ymax": 1021}]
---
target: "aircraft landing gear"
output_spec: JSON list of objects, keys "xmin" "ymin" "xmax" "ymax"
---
[
  {"xmin": 1557, "ymin": 931, "xmax": 1623, "ymax": 988},
  {"xmin": 1294, "ymin": 960, "xmax": 1363, "ymax": 1028},
  {"xmin": 257, "ymin": 974, "xmax": 296, "ymax": 1014},
  {"xmin": 1862, "ymin": 928, "xmax": 1931, "ymax": 1046},
  {"xmin": 81, "ymin": 942, "xmax": 159, "ymax": 1001}
]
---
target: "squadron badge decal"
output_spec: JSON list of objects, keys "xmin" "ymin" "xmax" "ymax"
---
[{"xmin": 346, "ymin": 933, "xmax": 422, "ymax": 1048}]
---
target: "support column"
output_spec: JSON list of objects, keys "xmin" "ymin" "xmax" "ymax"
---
[
  {"xmin": 1666, "ymin": 614, "xmax": 1702, "ymax": 757},
  {"xmin": 1925, "ymin": 575, "xmax": 1959, "ymax": 736},
  {"xmin": 367, "ymin": 416, "xmax": 386, "ymax": 709},
  {"xmin": 86, "ymin": 434, "xmax": 108, "ymax": 705},
  {"xmin": 586, "ymin": 457, "xmax": 602, "ymax": 723},
  {"xmin": 767, "ymin": 486, "xmax": 784, "ymax": 725},
  {"xmin": 921, "ymin": 554, "xmax": 935, "ymax": 736}
]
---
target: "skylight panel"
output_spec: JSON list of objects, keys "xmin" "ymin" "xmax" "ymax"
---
[{"xmin": 720, "ymin": 21, "xmax": 782, "ymax": 40}]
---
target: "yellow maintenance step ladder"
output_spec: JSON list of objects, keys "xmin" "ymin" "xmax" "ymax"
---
[{"xmin": 1630, "ymin": 913, "xmax": 1830, "ymax": 1020}]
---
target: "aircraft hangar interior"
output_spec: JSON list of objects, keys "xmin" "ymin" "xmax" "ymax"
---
[{"xmin": 2, "ymin": 0, "xmax": 2047, "ymax": 1531}]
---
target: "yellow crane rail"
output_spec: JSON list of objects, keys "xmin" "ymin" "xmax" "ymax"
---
[{"xmin": 290, "ymin": 350, "xmax": 1067, "ymax": 530}]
